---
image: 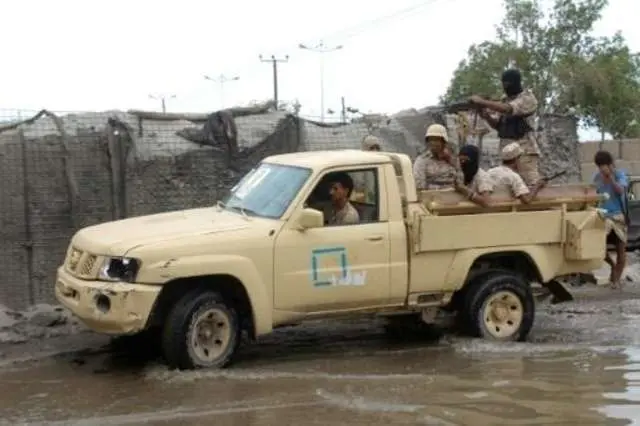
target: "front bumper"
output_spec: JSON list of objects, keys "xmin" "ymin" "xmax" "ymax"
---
[{"xmin": 55, "ymin": 266, "xmax": 161, "ymax": 335}]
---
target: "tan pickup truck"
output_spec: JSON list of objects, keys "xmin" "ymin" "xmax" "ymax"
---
[{"xmin": 55, "ymin": 150, "xmax": 607, "ymax": 370}]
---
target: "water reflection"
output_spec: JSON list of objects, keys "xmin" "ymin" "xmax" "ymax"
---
[
  {"xmin": 599, "ymin": 346, "xmax": 640, "ymax": 425},
  {"xmin": 1, "ymin": 320, "xmax": 640, "ymax": 426}
]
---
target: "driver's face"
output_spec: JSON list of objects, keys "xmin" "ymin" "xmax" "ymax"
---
[{"xmin": 330, "ymin": 182, "xmax": 347, "ymax": 203}]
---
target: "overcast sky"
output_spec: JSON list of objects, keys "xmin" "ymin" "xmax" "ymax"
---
[{"xmin": 1, "ymin": 0, "xmax": 638, "ymax": 140}]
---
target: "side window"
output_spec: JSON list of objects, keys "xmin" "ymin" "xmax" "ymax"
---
[{"xmin": 305, "ymin": 168, "xmax": 380, "ymax": 227}]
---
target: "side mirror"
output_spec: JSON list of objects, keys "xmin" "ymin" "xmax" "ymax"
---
[{"xmin": 297, "ymin": 208, "xmax": 324, "ymax": 230}]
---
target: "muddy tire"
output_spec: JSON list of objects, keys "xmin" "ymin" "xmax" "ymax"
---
[
  {"xmin": 464, "ymin": 271, "xmax": 535, "ymax": 342},
  {"xmin": 161, "ymin": 290, "xmax": 241, "ymax": 370}
]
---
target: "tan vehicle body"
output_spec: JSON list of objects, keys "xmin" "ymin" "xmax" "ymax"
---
[{"xmin": 55, "ymin": 150, "xmax": 607, "ymax": 369}]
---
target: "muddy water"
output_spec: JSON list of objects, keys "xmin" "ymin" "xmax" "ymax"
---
[{"xmin": 2, "ymin": 289, "xmax": 640, "ymax": 426}]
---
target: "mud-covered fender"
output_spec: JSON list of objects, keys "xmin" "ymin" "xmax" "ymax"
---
[
  {"xmin": 141, "ymin": 255, "xmax": 272, "ymax": 335},
  {"xmin": 444, "ymin": 245, "xmax": 562, "ymax": 290}
]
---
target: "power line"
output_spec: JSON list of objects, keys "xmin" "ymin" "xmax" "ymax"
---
[
  {"xmin": 218, "ymin": 0, "xmax": 445, "ymax": 85},
  {"xmin": 318, "ymin": 0, "xmax": 443, "ymax": 43},
  {"xmin": 259, "ymin": 54, "xmax": 289, "ymax": 107}
]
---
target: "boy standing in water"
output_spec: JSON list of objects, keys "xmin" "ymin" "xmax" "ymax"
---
[{"xmin": 593, "ymin": 150, "xmax": 629, "ymax": 289}]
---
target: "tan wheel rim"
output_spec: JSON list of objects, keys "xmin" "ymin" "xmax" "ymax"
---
[
  {"xmin": 482, "ymin": 290, "xmax": 523, "ymax": 339},
  {"xmin": 189, "ymin": 308, "xmax": 232, "ymax": 363}
]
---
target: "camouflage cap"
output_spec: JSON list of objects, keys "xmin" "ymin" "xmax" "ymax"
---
[
  {"xmin": 501, "ymin": 142, "xmax": 524, "ymax": 161},
  {"xmin": 362, "ymin": 135, "xmax": 382, "ymax": 150}
]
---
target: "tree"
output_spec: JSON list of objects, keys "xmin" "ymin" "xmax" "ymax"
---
[
  {"xmin": 442, "ymin": 0, "xmax": 640, "ymax": 138},
  {"xmin": 557, "ymin": 33, "xmax": 640, "ymax": 139}
]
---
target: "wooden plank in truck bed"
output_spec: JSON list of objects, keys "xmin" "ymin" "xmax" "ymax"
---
[{"xmin": 420, "ymin": 184, "xmax": 601, "ymax": 215}]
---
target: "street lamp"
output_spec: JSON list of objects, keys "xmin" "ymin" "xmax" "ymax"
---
[
  {"xmin": 204, "ymin": 74, "xmax": 240, "ymax": 109},
  {"xmin": 299, "ymin": 41, "xmax": 343, "ymax": 122},
  {"xmin": 148, "ymin": 93, "xmax": 176, "ymax": 113}
]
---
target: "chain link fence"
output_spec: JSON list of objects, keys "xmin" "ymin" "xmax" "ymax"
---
[
  {"xmin": 0, "ymin": 104, "xmax": 581, "ymax": 310},
  {"xmin": 0, "ymin": 104, "xmax": 441, "ymax": 310}
]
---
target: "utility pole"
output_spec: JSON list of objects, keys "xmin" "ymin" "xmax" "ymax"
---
[
  {"xmin": 340, "ymin": 96, "xmax": 346, "ymax": 124},
  {"xmin": 299, "ymin": 40, "xmax": 343, "ymax": 122},
  {"xmin": 204, "ymin": 74, "xmax": 240, "ymax": 109},
  {"xmin": 149, "ymin": 93, "xmax": 176, "ymax": 113},
  {"xmin": 259, "ymin": 54, "xmax": 289, "ymax": 108}
]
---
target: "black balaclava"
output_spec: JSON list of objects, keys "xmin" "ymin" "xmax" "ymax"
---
[
  {"xmin": 459, "ymin": 144, "xmax": 480, "ymax": 185},
  {"xmin": 501, "ymin": 68, "xmax": 523, "ymax": 97}
]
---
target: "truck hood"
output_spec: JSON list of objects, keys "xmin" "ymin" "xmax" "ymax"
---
[{"xmin": 72, "ymin": 207, "xmax": 255, "ymax": 255}]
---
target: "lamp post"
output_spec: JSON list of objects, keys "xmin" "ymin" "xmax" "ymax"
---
[
  {"xmin": 148, "ymin": 93, "xmax": 176, "ymax": 113},
  {"xmin": 204, "ymin": 74, "xmax": 240, "ymax": 109},
  {"xmin": 299, "ymin": 41, "xmax": 343, "ymax": 122}
]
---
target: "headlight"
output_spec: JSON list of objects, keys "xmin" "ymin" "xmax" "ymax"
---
[{"xmin": 98, "ymin": 257, "xmax": 140, "ymax": 282}]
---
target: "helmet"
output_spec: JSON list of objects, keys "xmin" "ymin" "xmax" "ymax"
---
[
  {"xmin": 361, "ymin": 135, "xmax": 382, "ymax": 150},
  {"xmin": 424, "ymin": 124, "xmax": 449, "ymax": 142}
]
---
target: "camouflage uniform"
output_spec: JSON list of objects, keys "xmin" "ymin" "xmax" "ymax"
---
[
  {"xmin": 413, "ymin": 153, "xmax": 462, "ymax": 190},
  {"xmin": 498, "ymin": 89, "xmax": 540, "ymax": 186},
  {"xmin": 487, "ymin": 165, "xmax": 530, "ymax": 198},
  {"xmin": 329, "ymin": 202, "xmax": 360, "ymax": 226},
  {"xmin": 468, "ymin": 168, "xmax": 494, "ymax": 194}
]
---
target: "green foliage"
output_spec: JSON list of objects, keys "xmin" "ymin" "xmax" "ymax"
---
[
  {"xmin": 442, "ymin": 0, "xmax": 640, "ymax": 138},
  {"xmin": 557, "ymin": 33, "xmax": 640, "ymax": 138}
]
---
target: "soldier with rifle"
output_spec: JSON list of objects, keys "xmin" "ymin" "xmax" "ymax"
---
[
  {"xmin": 445, "ymin": 68, "xmax": 540, "ymax": 187},
  {"xmin": 470, "ymin": 69, "xmax": 539, "ymax": 186}
]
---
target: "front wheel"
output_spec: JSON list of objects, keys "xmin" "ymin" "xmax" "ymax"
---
[
  {"xmin": 464, "ymin": 272, "xmax": 535, "ymax": 342},
  {"xmin": 161, "ymin": 290, "xmax": 241, "ymax": 370}
]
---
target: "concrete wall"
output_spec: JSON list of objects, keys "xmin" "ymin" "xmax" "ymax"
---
[{"xmin": 578, "ymin": 139, "xmax": 640, "ymax": 182}]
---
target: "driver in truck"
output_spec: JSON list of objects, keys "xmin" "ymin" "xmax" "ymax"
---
[{"xmin": 328, "ymin": 172, "xmax": 360, "ymax": 226}]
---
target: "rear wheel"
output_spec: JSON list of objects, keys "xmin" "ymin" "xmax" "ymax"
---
[
  {"xmin": 464, "ymin": 271, "xmax": 535, "ymax": 342},
  {"xmin": 161, "ymin": 290, "xmax": 241, "ymax": 370}
]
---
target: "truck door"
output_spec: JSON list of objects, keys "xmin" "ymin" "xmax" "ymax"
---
[{"xmin": 273, "ymin": 166, "xmax": 391, "ymax": 313}]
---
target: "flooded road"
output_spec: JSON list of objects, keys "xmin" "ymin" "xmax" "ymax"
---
[{"xmin": 2, "ymin": 287, "xmax": 640, "ymax": 425}]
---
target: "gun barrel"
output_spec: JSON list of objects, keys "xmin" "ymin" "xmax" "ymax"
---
[{"xmin": 443, "ymin": 101, "xmax": 473, "ymax": 113}]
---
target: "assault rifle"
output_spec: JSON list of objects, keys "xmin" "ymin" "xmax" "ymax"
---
[
  {"xmin": 541, "ymin": 170, "xmax": 567, "ymax": 183},
  {"xmin": 441, "ymin": 96, "xmax": 501, "ymax": 114},
  {"xmin": 442, "ymin": 100, "xmax": 483, "ymax": 114}
]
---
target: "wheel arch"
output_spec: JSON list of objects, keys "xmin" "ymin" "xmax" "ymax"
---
[
  {"xmin": 147, "ymin": 273, "xmax": 269, "ymax": 340},
  {"xmin": 445, "ymin": 246, "xmax": 563, "ymax": 291}
]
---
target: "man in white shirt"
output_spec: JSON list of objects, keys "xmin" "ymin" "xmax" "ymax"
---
[{"xmin": 488, "ymin": 142, "xmax": 546, "ymax": 204}]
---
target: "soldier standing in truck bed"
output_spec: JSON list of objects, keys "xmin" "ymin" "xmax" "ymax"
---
[
  {"xmin": 469, "ymin": 68, "xmax": 540, "ymax": 187},
  {"xmin": 412, "ymin": 124, "xmax": 462, "ymax": 190}
]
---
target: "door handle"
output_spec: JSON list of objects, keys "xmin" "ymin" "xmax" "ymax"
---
[{"xmin": 366, "ymin": 235, "xmax": 383, "ymax": 241}]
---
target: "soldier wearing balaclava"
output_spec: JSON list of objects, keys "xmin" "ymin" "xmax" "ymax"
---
[{"xmin": 467, "ymin": 68, "xmax": 540, "ymax": 187}]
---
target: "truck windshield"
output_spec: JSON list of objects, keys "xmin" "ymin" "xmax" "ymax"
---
[{"xmin": 222, "ymin": 163, "xmax": 311, "ymax": 219}]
